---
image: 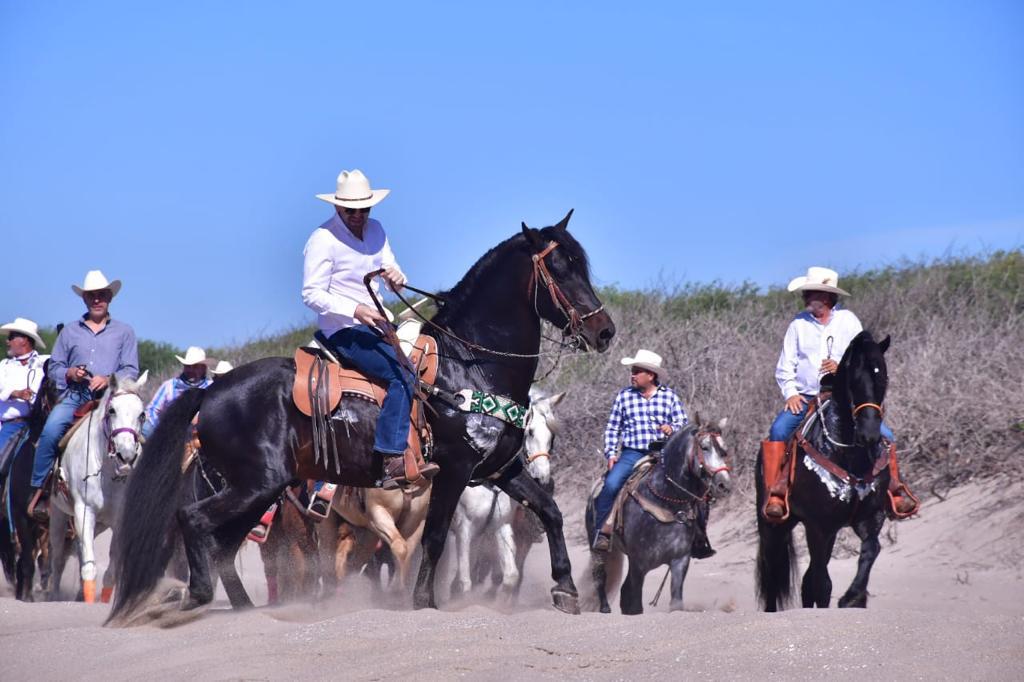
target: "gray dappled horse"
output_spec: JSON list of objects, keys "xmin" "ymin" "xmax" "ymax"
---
[{"xmin": 585, "ymin": 417, "xmax": 731, "ymax": 614}]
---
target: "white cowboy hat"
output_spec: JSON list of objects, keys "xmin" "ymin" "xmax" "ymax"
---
[
  {"xmin": 210, "ymin": 360, "xmax": 234, "ymax": 375},
  {"xmin": 175, "ymin": 346, "xmax": 208, "ymax": 366},
  {"xmin": 71, "ymin": 270, "xmax": 122, "ymax": 298},
  {"xmin": 315, "ymin": 169, "xmax": 390, "ymax": 209},
  {"xmin": 787, "ymin": 266, "xmax": 850, "ymax": 297},
  {"xmin": 1, "ymin": 317, "xmax": 46, "ymax": 349},
  {"xmin": 620, "ymin": 349, "xmax": 666, "ymax": 377}
]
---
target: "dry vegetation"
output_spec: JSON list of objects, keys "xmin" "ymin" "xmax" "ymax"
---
[{"xmin": 139, "ymin": 251, "xmax": 1023, "ymax": 509}]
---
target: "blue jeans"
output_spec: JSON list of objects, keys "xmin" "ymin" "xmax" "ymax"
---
[
  {"xmin": 327, "ymin": 325, "xmax": 414, "ymax": 455},
  {"xmin": 31, "ymin": 388, "xmax": 92, "ymax": 488},
  {"xmin": 769, "ymin": 396, "xmax": 894, "ymax": 442},
  {"xmin": 0, "ymin": 420, "xmax": 28, "ymax": 476},
  {"xmin": 593, "ymin": 448, "xmax": 646, "ymax": 541}
]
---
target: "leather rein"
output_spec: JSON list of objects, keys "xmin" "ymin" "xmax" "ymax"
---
[{"xmin": 797, "ymin": 398, "xmax": 891, "ymax": 487}]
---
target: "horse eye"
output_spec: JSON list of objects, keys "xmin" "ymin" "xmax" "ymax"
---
[
  {"xmin": 108, "ymin": 407, "xmax": 117, "ymax": 415},
  {"xmin": 873, "ymin": 367, "xmax": 879, "ymax": 373}
]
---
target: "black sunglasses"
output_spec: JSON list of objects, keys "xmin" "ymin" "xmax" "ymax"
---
[
  {"xmin": 7, "ymin": 332, "xmax": 28, "ymax": 341},
  {"xmin": 341, "ymin": 206, "xmax": 371, "ymax": 214}
]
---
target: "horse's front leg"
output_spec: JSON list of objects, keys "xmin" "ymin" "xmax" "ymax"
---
[
  {"xmin": 414, "ymin": 464, "xmax": 473, "ymax": 610},
  {"xmin": 620, "ymin": 561, "xmax": 646, "ymax": 615},
  {"xmin": 495, "ymin": 467, "xmax": 579, "ymax": 614},
  {"xmin": 801, "ymin": 525, "xmax": 837, "ymax": 608},
  {"xmin": 449, "ymin": 506, "xmax": 473, "ymax": 597},
  {"xmin": 73, "ymin": 502, "xmax": 98, "ymax": 603},
  {"xmin": 838, "ymin": 510, "xmax": 885, "ymax": 608},
  {"xmin": 669, "ymin": 555, "xmax": 691, "ymax": 612}
]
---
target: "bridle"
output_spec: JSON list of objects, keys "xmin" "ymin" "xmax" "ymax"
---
[
  {"xmin": 653, "ymin": 428, "xmax": 732, "ymax": 505},
  {"xmin": 529, "ymin": 240, "xmax": 605, "ymax": 341},
  {"xmin": 105, "ymin": 389, "xmax": 143, "ymax": 473}
]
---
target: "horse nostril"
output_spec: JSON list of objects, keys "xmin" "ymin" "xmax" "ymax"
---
[{"xmin": 599, "ymin": 325, "xmax": 615, "ymax": 341}]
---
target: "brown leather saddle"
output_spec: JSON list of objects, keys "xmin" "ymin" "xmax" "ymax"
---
[
  {"xmin": 291, "ymin": 331, "xmax": 440, "ymax": 478},
  {"xmin": 56, "ymin": 399, "xmax": 101, "ymax": 452}
]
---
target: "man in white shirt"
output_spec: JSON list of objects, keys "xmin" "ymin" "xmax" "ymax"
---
[
  {"xmin": 0, "ymin": 318, "xmax": 48, "ymax": 475},
  {"xmin": 761, "ymin": 267, "xmax": 913, "ymax": 520},
  {"xmin": 302, "ymin": 169, "xmax": 438, "ymax": 491}
]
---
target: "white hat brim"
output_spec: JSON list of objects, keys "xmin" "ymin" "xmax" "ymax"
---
[
  {"xmin": 72, "ymin": 280, "xmax": 122, "ymax": 298},
  {"xmin": 175, "ymin": 354, "xmax": 208, "ymax": 365},
  {"xmin": 0, "ymin": 323, "xmax": 45, "ymax": 349},
  {"xmin": 787, "ymin": 277, "xmax": 850, "ymax": 297},
  {"xmin": 316, "ymin": 188, "xmax": 390, "ymax": 209},
  {"xmin": 620, "ymin": 357, "xmax": 665, "ymax": 377}
]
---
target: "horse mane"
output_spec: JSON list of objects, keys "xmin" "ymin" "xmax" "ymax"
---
[{"xmin": 432, "ymin": 223, "xmax": 591, "ymax": 326}]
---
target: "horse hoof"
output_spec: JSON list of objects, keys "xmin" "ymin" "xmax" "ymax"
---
[
  {"xmin": 551, "ymin": 589, "xmax": 580, "ymax": 615},
  {"xmin": 838, "ymin": 592, "xmax": 867, "ymax": 608},
  {"xmin": 599, "ymin": 604, "xmax": 611, "ymax": 614}
]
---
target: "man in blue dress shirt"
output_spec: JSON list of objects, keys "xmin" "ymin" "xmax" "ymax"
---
[{"xmin": 28, "ymin": 270, "xmax": 139, "ymax": 521}]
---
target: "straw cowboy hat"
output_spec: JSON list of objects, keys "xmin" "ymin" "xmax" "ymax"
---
[
  {"xmin": 316, "ymin": 169, "xmax": 390, "ymax": 209},
  {"xmin": 71, "ymin": 270, "xmax": 122, "ymax": 298},
  {"xmin": 211, "ymin": 360, "xmax": 233, "ymax": 375},
  {"xmin": 787, "ymin": 266, "xmax": 850, "ymax": 297},
  {"xmin": 1, "ymin": 317, "xmax": 46, "ymax": 349},
  {"xmin": 620, "ymin": 349, "xmax": 666, "ymax": 377},
  {"xmin": 175, "ymin": 346, "xmax": 208, "ymax": 366}
]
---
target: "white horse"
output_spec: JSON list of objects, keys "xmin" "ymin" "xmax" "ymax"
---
[
  {"xmin": 447, "ymin": 389, "xmax": 565, "ymax": 601},
  {"xmin": 48, "ymin": 371, "xmax": 148, "ymax": 603}
]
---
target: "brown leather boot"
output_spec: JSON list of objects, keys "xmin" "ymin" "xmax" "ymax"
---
[
  {"xmin": 760, "ymin": 440, "xmax": 789, "ymax": 522},
  {"xmin": 887, "ymin": 447, "xmax": 920, "ymax": 518},
  {"xmin": 380, "ymin": 454, "xmax": 439, "ymax": 490},
  {"xmin": 27, "ymin": 487, "xmax": 49, "ymax": 524}
]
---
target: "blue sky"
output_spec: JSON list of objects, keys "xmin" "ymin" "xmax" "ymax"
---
[{"xmin": 2, "ymin": 1, "xmax": 1021, "ymax": 348}]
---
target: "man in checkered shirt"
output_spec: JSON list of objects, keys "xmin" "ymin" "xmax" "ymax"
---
[{"xmin": 592, "ymin": 348, "xmax": 712, "ymax": 556}]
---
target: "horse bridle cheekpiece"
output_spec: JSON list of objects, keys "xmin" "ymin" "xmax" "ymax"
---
[
  {"xmin": 530, "ymin": 241, "xmax": 604, "ymax": 342},
  {"xmin": 106, "ymin": 389, "xmax": 142, "ymax": 473}
]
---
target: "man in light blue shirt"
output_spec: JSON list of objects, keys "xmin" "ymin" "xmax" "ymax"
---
[
  {"xmin": 142, "ymin": 346, "xmax": 211, "ymax": 439},
  {"xmin": 28, "ymin": 270, "xmax": 139, "ymax": 522}
]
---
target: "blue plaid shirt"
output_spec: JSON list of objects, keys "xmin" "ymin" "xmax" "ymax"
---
[{"xmin": 603, "ymin": 385, "xmax": 688, "ymax": 459}]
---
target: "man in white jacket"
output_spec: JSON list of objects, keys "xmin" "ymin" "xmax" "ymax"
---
[
  {"xmin": 0, "ymin": 318, "xmax": 48, "ymax": 475},
  {"xmin": 302, "ymin": 169, "xmax": 438, "ymax": 491}
]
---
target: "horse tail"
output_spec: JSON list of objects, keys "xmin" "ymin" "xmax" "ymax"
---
[
  {"xmin": 106, "ymin": 388, "xmax": 204, "ymax": 626},
  {"xmin": 755, "ymin": 519, "xmax": 796, "ymax": 611}
]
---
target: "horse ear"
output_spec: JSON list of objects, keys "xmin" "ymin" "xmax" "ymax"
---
[
  {"xmin": 136, "ymin": 369, "xmax": 149, "ymax": 388},
  {"xmin": 554, "ymin": 209, "xmax": 574, "ymax": 231},
  {"xmin": 108, "ymin": 373, "xmax": 119, "ymax": 393},
  {"xmin": 521, "ymin": 222, "xmax": 545, "ymax": 250},
  {"xmin": 693, "ymin": 411, "xmax": 702, "ymax": 427},
  {"xmin": 549, "ymin": 391, "xmax": 566, "ymax": 406},
  {"xmin": 717, "ymin": 417, "xmax": 728, "ymax": 431},
  {"xmin": 879, "ymin": 335, "xmax": 891, "ymax": 354}
]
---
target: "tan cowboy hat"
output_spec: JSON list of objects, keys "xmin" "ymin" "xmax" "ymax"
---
[
  {"xmin": 210, "ymin": 360, "xmax": 234, "ymax": 375},
  {"xmin": 175, "ymin": 346, "xmax": 208, "ymax": 366},
  {"xmin": 1, "ymin": 317, "xmax": 46, "ymax": 349},
  {"xmin": 71, "ymin": 270, "xmax": 122, "ymax": 298},
  {"xmin": 620, "ymin": 349, "xmax": 665, "ymax": 377},
  {"xmin": 787, "ymin": 266, "xmax": 850, "ymax": 297},
  {"xmin": 315, "ymin": 169, "xmax": 390, "ymax": 209}
]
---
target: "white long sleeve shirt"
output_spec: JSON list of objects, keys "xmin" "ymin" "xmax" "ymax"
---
[
  {"xmin": 0, "ymin": 351, "xmax": 48, "ymax": 421},
  {"xmin": 775, "ymin": 308, "xmax": 863, "ymax": 399},
  {"xmin": 301, "ymin": 214, "xmax": 402, "ymax": 337}
]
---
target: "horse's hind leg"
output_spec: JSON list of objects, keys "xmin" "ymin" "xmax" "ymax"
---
[
  {"xmin": 669, "ymin": 556, "xmax": 691, "ymax": 612},
  {"xmin": 217, "ymin": 541, "xmax": 254, "ymax": 609},
  {"xmin": 495, "ymin": 468, "xmax": 578, "ymax": 614},
  {"xmin": 838, "ymin": 513, "xmax": 884, "ymax": 608},
  {"xmin": 46, "ymin": 508, "xmax": 71, "ymax": 601},
  {"xmin": 801, "ymin": 526, "xmax": 837, "ymax": 608},
  {"xmin": 74, "ymin": 503, "xmax": 99, "ymax": 603}
]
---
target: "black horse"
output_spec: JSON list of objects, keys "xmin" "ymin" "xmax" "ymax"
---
[
  {"xmin": 0, "ymin": 362, "xmax": 68, "ymax": 601},
  {"xmin": 108, "ymin": 211, "xmax": 615, "ymax": 624},
  {"xmin": 584, "ymin": 417, "xmax": 732, "ymax": 614},
  {"xmin": 756, "ymin": 331, "xmax": 895, "ymax": 611}
]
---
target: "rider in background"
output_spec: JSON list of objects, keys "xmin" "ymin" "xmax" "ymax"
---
[
  {"xmin": 142, "ymin": 346, "xmax": 211, "ymax": 439},
  {"xmin": 28, "ymin": 270, "xmax": 139, "ymax": 522},
  {"xmin": 761, "ymin": 266, "xmax": 914, "ymax": 521},
  {"xmin": 592, "ymin": 349, "xmax": 715, "ymax": 556},
  {"xmin": 302, "ymin": 168, "xmax": 438, "ymax": 494},
  {"xmin": 0, "ymin": 318, "xmax": 48, "ymax": 476}
]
